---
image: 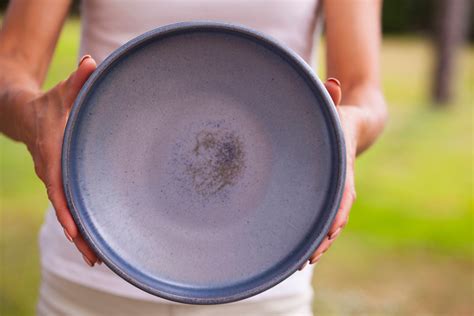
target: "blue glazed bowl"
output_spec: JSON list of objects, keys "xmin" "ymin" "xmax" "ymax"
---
[{"xmin": 62, "ymin": 21, "xmax": 345, "ymax": 304}]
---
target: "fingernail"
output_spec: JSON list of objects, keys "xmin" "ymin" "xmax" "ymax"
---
[
  {"xmin": 79, "ymin": 54, "xmax": 91, "ymax": 66},
  {"xmin": 329, "ymin": 227, "xmax": 342, "ymax": 241},
  {"xmin": 63, "ymin": 228, "xmax": 73, "ymax": 242},
  {"xmin": 298, "ymin": 261, "xmax": 308, "ymax": 271},
  {"xmin": 327, "ymin": 78, "xmax": 341, "ymax": 87},
  {"xmin": 310, "ymin": 253, "xmax": 323, "ymax": 265},
  {"xmin": 83, "ymin": 255, "xmax": 94, "ymax": 267}
]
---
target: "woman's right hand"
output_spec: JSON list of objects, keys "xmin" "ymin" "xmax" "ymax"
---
[{"xmin": 23, "ymin": 55, "xmax": 100, "ymax": 267}]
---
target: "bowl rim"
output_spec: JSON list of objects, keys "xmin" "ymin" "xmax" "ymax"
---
[{"xmin": 62, "ymin": 21, "xmax": 346, "ymax": 305}]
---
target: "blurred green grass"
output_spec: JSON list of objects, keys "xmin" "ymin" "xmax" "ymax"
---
[{"xmin": 0, "ymin": 19, "xmax": 473, "ymax": 315}]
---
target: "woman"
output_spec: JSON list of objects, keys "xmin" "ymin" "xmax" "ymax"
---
[{"xmin": 0, "ymin": 0, "xmax": 387, "ymax": 315}]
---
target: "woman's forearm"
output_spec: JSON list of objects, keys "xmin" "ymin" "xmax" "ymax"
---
[
  {"xmin": 0, "ymin": 0, "xmax": 71, "ymax": 144},
  {"xmin": 324, "ymin": 0, "xmax": 386, "ymax": 155},
  {"xmin": 0, "ymin": 57, "xmax": 41, "ymax": 145}
]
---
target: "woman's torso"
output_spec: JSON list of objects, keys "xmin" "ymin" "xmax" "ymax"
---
[
  {"xmin": 40, "ymin": 0, "xmax": 322, "ymax": 302},
  {"xmin": 79, "ymin": 0, "xmax": 322, "ymax": 64}
]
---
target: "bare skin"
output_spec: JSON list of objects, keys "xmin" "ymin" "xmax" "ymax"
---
[
  {"xmin": 306, "ymin": 0, "xmax": 387, "ymax": 267},
  {"xmin": 0, "ymin": 0, "xmax": 386, "ymax": 268}
]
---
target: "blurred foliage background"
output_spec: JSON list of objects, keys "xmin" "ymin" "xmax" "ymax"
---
[{"xmin": 0, "ymin": 1, "xmax": 473, "ymax": 315}]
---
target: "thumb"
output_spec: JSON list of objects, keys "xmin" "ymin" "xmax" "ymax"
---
[
  {"xmin": 60, "ymin": 55, "xmax": 97, "ymax": 108},
  {"xmin": 324, "ymin": 77, "xmax": 342, "ymax": 106}
]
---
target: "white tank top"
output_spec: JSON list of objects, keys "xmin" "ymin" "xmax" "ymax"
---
[{"xmin": 40, "ymin": 0, "xmax": 323, "ymax": 302}]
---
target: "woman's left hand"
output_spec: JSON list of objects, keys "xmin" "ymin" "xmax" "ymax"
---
[{"xmin": 300, "ymin": 78, "xmax": 359, "ymax": 270}]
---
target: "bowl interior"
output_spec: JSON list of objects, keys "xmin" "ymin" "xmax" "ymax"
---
[{"xmin": 64, "ymin": 25, "xmax": 343, "ymax": 303}]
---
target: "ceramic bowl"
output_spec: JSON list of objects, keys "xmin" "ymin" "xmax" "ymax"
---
[{"xmin": 62, "ymin": 21, "xmax": 345, "ymax": 304}]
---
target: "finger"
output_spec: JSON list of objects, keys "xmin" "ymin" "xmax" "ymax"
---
[
  {"xmin": 68, "ymin": 55, "xmax": 97, "ymax": 100},
  {"xmin": 310, "ymin": 186, "xmax": 354, "ymax": 263},
  {"xmin": 48, "ymin": 182, "xmax": 78, "ymax": 239},
  {"xmin": 59, "ymin": 55, "xmax": 97, "ymax": 108},
  {"xmin": 318, "ymin": 193, "xmax": 351, "ymax": 258},
  {"xmin": 327, "ymin": 190, "xmax": 351, "ymax": 237},
  {"xmin": 310, "ymin": 251, "xmax": 323, "ymax": 265},
  {"xmin": 324, "ymin": 78, "xmax": 342, "ymax": 106},
  {"xmin": 311, "ymin": 236, "xmax": 334, "ymax": 263},
  {"xmin": 45, "ymin": 156, "xmax": 79, "ymax": 239},
  {"xmin": 73, "ymin": 235, "xmax": 98, "ymax": 267},
  {"xmin": 335, "ymin": 190, "xmax": 352, "ymax": 227},
  {"xmin": 328, "ymin": 163, "xmax": 355, "ymax": 232}
]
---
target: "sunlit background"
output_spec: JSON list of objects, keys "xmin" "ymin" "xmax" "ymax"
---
[{"xmin": 1, "ymin": 1, "xmax": 473, "ymax": 315}]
